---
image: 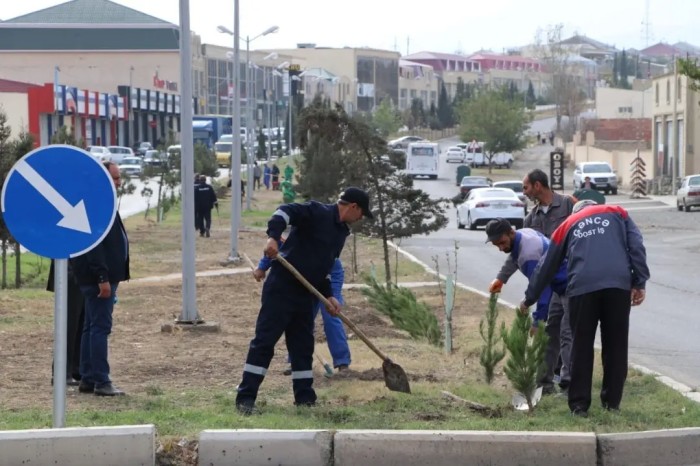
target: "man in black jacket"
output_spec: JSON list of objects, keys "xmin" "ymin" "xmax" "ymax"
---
[
  {"xmin": 70, "ymin": 162, "xmax": 130, "ymax": 396},
  {"xmin": 194, "ymin": 175, "xmax": 218, "ymax": 237}
]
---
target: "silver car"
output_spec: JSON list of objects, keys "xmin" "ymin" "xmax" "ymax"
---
[{"xmin": 677, "ymin": 174, "xmax": 700, "ymax": 212}]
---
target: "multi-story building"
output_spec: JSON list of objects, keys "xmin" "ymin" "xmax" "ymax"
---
[
  {"xmin": 0, "ymin": 0, "xmax": 202, "ymax": 146},
  {"xmin": 651, "ymin": 72, "xmax": 699, "ymax": 178},
  {"xmin": 398, "ymin": 60, "xmax": 438, "ymax": 111},
  {"xmin": 262, "ymin": 45, "xmax": 401, "ymax": 113},
  {"xmin": 468, "ymin": 53, "xmax": 548, "ymax": 97},
  {"xmin": 402, "ymin": 51, "xmax": 482, "ymax": 100},
  {"xmin": 595, "ymin": 86, "xmax": 653, "ymax": 119}
]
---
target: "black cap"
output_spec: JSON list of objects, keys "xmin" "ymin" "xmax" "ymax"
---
[
  {"xmin": 339, "ymin": 187, "xmax": 373, "ymax": 219},
  {"xmin": 485, "ymin": 218, "xmax": 513, "ymax": 243}
]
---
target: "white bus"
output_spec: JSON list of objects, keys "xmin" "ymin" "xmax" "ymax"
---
[{"xmin": 405, "ymin": 142, "xmax": 440, "ymax": 179}]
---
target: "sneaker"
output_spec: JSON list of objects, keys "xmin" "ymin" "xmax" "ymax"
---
[{"xmin": 336, "ymin": 364, "xmax": 349, "ymax": 372}]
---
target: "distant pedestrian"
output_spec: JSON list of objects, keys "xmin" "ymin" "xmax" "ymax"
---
[
  {"xmin": 522, "ymin": 199, "xmax": 650, "ymax": 417},
  {"xmin": 194, "ymin": 175, "xmax": 218, "ymax": 237},
  {"xmin": 549, "ymin": 131, "xmax": 555, "ymax": 146},
  {"xmin": 263, "ymin": 164, "xmax": 271, "ymax": 190},
  {"xmin": 271, "ymin": 164, "xmax": 280, "ymax": 190},
  {"xmin": 582, "ymin": 176, "xmax": 597, "ymax": 190},
  {"xmin": 253, "ymin": 162, "xmax": 262, "ymax": 190}
]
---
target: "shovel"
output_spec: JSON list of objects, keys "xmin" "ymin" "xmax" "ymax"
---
[{"xmin": 275, "ymin": 255, "xmax": 411, "ymax": 394}]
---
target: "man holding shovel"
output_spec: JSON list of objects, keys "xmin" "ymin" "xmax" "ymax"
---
[{"xmin": 235, "ymin": 187, "xmax": 372, "ymax": 415}]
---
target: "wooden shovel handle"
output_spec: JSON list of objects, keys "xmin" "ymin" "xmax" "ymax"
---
[{"xmin": 275, "ymin": 255, "xmax": 389, "ymax": 363}]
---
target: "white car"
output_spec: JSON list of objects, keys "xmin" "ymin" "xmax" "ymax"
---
[
  {"xmin": 677, "ymin": 174, "xmax": 700, "ymax": 212},
  {"xmin": 107, "ymin": 146, "xmax": 134, "ymax": 164},
  {"xmin": 118, "ymin": 156, "xmax": 143, "ymax": 176},
  {"xmin": 445, "ymin": 146, "xmax": 466, "ymax": 163},
  {"xmin": 86, "ymin": 145, "xmax": 112, "ymax": 162},
  {"xmin": 492, "ymin": 180, "xmax": 528, "ymax": 214},
  {"xmin": 573, "ymin": 161, "xmax": 618, "ymax": 194},
  {"xmin": 456, "ymin": 187, "xmax": 526, "ymax": 230}
]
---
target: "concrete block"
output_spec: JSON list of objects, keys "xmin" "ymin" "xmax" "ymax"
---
[
  {"xmin": 0, "ymin": 424, "xmax": 155, "ymax": 466},
  {"xmin": 334, "ymin": 430, "xmax": 597, "ymax": 466},
  {"xmin": 199, "ymin": 429, "xmax": 332, "ymax": 466},
  {"xmin": 598, "ymin": 428, "xmax": 700, "ymax": 466},
  {"xmin": 685, "ymin": 392, "xmax": 700, "ymax": 403}
]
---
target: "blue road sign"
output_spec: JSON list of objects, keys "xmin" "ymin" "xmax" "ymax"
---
[{"xmin": 1, "ymin": 144, "xmax": 117, "ymax": 259}]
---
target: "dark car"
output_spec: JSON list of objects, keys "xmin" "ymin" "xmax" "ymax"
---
[{"xmin": 452, "ymin": 176, "xmax": 492, "ymax": 206}]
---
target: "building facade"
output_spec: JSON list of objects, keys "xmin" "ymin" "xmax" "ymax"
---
[
  {"xmin": 595, "ymin": 86, "xmax": 653, "ymax": 119},
  {"xmin": 0, "ymin": 0, "xmax": 203, "ymax": 146},
  {"xmin": 651, "ymin": 73, "xmax": 699, "ymax": 178},
  {"xmin": 398, "ymin": 60, "xmax": 438, "ymax": 111},
  {"xmin": 402, "ymin": 51, "xmax": 482, "ymax": 100}
]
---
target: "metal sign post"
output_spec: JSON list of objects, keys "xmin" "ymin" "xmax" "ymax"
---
[{"xmin": 1, "ymin": 144, "xmax": 117, "ymax": 428}]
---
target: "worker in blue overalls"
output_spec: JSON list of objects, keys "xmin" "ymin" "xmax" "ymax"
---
[
  {"xmin": 254, "ymin": 254, "xmax": 352, "ymax": 372},
  {"xmin": 235, "ymin": 187, "xmax": 372, "ymax": 415}
]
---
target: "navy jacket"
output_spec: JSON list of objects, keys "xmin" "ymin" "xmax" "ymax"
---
[
  {"xmin": 70, "ymin": 212, "xmax": 130, "ymax": 286},
  {"xmin": 265, "ymin": 201, "xmax": 349, "ymax": 298},
  {"xmin": 524, "ymin": 205, "xmax": 649, "ymax": 305},
  {"xmin": 194, "ymin": 182, "xmax": 217, "ymax": 212}
]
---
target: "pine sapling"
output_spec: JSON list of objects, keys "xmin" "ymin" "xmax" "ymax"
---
[
  {"xmin": 501, "ymin": 308, "xmax": 548, "ymax": 412},
  {"xmin": 479, "ymin": 293, "xmax": 506, "ymax": 384}
]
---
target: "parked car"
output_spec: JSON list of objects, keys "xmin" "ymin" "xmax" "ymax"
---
[
  {"xmin": 143, "ymin": 149, "xmax": 167, "ymax": 167},
  {"xmin": 456, "ymin": 187, "xmax": 526, "ymax": 230},
  {"xmin": 492, "ymin": 180, "xmax": 529, "ymax": 214},
  {"xmin": 573, "ymin": 161, "xmax": 618, "ymax": 194},
  {"xmin": 459, "ymin": 176, "xmax": 492, "ymax": 195},
  {"xmin": 118, "ymin": 156, "xmax": 143, "ymax": 176},
  {"xmin": 455, "ymin": 143, "xmax": 474, "ymax": 165},
  {"xmin": 133, "ymin": 141, "xmax": 153, "ymax": 156},
  {"xmin": 86, "ymin": 145, "xmax": 112, "ymax": 162},
  {"xmin": 445, "ymin": 146, "xmax": 466, "ymax": 163},
  {"xmin": 677, "ymin": 174, "xmax": 700, "ymax": 212},
  {"xmin": 107, "ymin": 146, "xmax": 134, "ymax": 164},
  {"xmin": 388, "ymin": 135, "xmax": 425, "ymax": 150}
]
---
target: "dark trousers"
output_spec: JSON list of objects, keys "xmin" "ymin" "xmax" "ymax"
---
[
  {"xmin": 52, "ymin": 278, "xmax": 85, "ymax": 381},
  {"xmin": 237, "ymin": 289, "xmax": 316, "ymax": 405},
  {"xmin": 568, "ymin": 288, "xmax": 631, "ymax": 412},
  {"xmin": 195, "ymin": 209, "xmax": 212, "ymax": 234},
  {"xmin": 540, "ymin": 293, "xmax": 572, "ymax": 389},
  {"xmin": 254, "ymin": 176, "xmax": 261, "ymax": 190},
  {"xmin": 79, "ymin": 284, "xmax": 118, "ymax": 386}
]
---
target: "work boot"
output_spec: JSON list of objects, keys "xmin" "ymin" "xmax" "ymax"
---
[
  {"xmin": 205, "ymin": 229, "xmax": 210, "ymax": 238},
  {"xmin": 236, "ymin": 399, "xmax": 256, "ymax": 416},
  {"xmin": 283, "ymin": 366, "xmax": 292, "ymax": 376},
  {"xmin": 336, "ymin": 364, "xmax": 349, "ymax": 372}
]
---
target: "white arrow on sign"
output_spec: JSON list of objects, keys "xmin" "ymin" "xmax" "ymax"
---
[{"xmin": 14, "ymin": 160, "xmax": 92, "ymax": 234}]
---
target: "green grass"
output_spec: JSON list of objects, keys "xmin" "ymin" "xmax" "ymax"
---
[
  {"xmin": 1, "ymin": 370, "xmax": 698, "ymax": 436},
  {"xmin": 0, "ymin": 249, "xmax": 50, "ymax": 289}
]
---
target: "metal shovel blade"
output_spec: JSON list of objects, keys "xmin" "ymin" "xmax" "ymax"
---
[{"xmin": 382, "ymin": 359, "xmax": 411, "ymax": 394}]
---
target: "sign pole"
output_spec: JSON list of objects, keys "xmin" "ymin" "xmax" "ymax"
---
[{"xmin": 53, "ymin": 258, "xmax": 68, "ymax": 428}]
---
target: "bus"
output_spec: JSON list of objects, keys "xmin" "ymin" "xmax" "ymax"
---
[{"xmin": 405, "ymin": 142, "xmax": 440, "ymax": 179}]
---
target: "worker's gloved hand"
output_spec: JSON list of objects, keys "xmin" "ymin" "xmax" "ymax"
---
[{"xmin": 489, "ymin": 278, "xmax": 503, "ymax": 294}]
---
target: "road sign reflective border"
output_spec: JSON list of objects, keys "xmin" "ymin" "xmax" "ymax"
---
[{"xmin": 1, "ymin": 144, "xmax": 117, "ymax": 259}]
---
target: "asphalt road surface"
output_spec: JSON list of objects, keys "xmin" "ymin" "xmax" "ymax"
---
[{"xmin": 403, "ymin": 124, "xmax": 700, "ymax": 389}]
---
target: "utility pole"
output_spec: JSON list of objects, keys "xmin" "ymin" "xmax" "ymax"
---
[{"xmin": 671, "ymin": 55, "xmax": 678, "ymax": 193}]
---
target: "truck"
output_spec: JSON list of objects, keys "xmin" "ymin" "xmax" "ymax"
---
[{"xmin": 192, "ymin": 115, "xmax": 233, "ymax": 149}]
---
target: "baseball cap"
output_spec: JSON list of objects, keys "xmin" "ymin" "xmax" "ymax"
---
[
  {"xmin": 484, "ymin": 218, "xmax": 513, "ymax": 243},
  {"xmin": 572, "ymin": 199, "xmax": 597, "ymax": 214},
  {"xmin": 339, "ymin": 187, "xmax": 373, "ymax": 219}
]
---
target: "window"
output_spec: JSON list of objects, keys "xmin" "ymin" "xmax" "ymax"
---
[{"xmin": 655, "ymin": 83, "xmax": 659, "ymax": 105}]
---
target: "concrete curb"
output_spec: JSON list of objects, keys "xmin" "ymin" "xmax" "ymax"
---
[
  {"xmin": 198, "ymin": 429, "xmax": 332, "ymax": 466},
  {"xmin": 0, "ymin": 424, "xmax": 155, "ymax": 466},
  {"xmin": 334, "ymin": 430, "xmax": 597, "ymax": 466},
  {"xmin": 597, "ymin": 427, "xmax": 700, "ymax": 466}
]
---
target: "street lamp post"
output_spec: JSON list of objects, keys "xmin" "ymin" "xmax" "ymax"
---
[{"xmin": 218, "ymin": 25, "xmax": 278, "ymax": 212}]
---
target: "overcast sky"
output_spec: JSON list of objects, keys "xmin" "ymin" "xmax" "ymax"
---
[{"xmin": 3, "ymin": 0, "xmax": 699, "ymax": 54}]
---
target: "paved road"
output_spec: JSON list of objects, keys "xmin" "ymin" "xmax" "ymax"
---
[{"xmin": 403, "ymin": 126, "xmax": 700, "ymax": 389}]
